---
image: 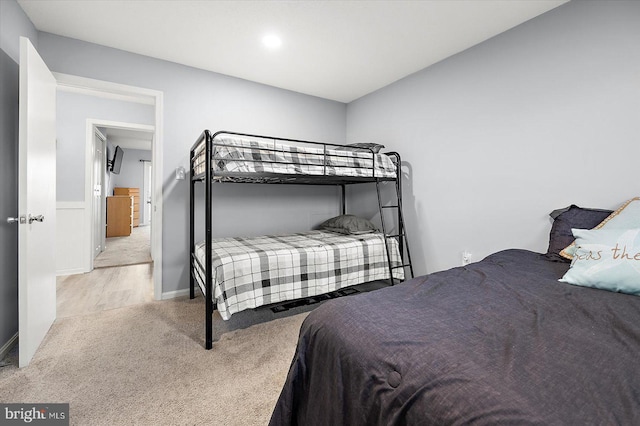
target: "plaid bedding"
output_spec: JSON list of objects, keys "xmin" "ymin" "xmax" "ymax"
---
[
  {"xmin": 193, "ymin": 137, "xmax": 397, "ymax": 178},
  {"xmin": 194, "ymin": 230, "xmax": 404, "ymax": 320}
]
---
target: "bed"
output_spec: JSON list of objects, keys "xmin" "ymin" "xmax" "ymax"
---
[
  {"xmin": 190, "ymin": 130, "xmax": 413, "ymax": 349},
  {"xmin": 193, "ymin": 230, "xmax": 404, "ymax": 320},
  {"xmin": 270, "ymin": 201, "xmax": 640, "ymax": 425}
]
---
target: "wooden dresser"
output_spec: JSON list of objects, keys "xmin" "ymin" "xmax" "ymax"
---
[
  {"xmin": 114, "ymin": 187, "xmax": 140, "ymax": 227},
  {"xmin": 106, "ymin": 195, "xmax": 133, "ymax": 237}
]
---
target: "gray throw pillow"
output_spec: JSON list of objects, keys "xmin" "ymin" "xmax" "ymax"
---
[{"xmin": 319, "ymin": 215, "xmax": 378, "ymax": 235}]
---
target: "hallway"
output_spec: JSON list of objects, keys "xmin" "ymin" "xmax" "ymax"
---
[{"xmin": 94, "ymin": 225, "xmax": 151, "ymax": 269}]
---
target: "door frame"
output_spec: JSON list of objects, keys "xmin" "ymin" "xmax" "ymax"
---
[
  {"xmin": 92, "ymin": 126, "xmax": 107, "ymax": 260},
  {"xmin": 86, "ymin": 120, "xmax": 155, "ymax": 269},
  {"xmin": 142, "ymin": 160, "xmax": 152, "ymax": 227},
  {"xmin": 56, "ymin": 73, "xmax": 164, "ymax": 301}
]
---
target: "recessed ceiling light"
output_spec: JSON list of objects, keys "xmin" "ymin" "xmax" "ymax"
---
[{"xmin": 262, "ymin": 34, "xmax": 282, "ymax": 49}]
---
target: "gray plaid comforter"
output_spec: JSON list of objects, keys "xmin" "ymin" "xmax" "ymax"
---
[
  {"xmin": 193, "ymin": 137, "xmax": 397, "ymax": 178},
  {"xmin": 194, "ymin": 230, "xmax": 404, "ymax": 320}
]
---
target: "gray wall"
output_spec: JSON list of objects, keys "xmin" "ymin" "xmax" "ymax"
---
[
  {"xmin": 0, "ymin": 0, "xmax": 38, "ymax": 63},
  {"xmin": 0, "ymin": 47, "xmax": 20, "ymax": 355},
  {"xmin": 38, "ymin": 32, "xmax": 347, "ymax": 294},
  {"xmin": 346, "ymin": 0, "xmax": 640, "ymax": 275},
  {"xmin": 0, "ymin": 0, "xmax": 38, "ymax": 354},
  {"xmin": 56, "ymin": 91, "xmax": 154, "ymax": 201},
  {"xmin": 111, "ymin": 148, "xmax": 152, "ymax": 224}
]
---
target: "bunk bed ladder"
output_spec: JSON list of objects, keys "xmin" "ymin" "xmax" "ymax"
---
[{"xmin": 376, "ymin": 179, "xmax": 414, "ymax": 285}]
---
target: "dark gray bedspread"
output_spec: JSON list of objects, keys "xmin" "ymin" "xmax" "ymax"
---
[{"xmin": 270, "ymin": 249, "xmax": 640, "ymax": 425}]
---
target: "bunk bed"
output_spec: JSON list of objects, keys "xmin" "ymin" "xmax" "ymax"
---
[{"xmin": 189, "ymin": 130, "xmax": 413, "ymax": 349}]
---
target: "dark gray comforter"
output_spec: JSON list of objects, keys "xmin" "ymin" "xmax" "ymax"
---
[{"xmin": 270, "ymin": 249, "xmax": 640, "ymax": 425}]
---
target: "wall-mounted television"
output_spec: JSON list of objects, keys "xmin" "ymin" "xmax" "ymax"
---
[{"xmin": 110, "ymin": 145, "xmax": 124, "ymax": 174}]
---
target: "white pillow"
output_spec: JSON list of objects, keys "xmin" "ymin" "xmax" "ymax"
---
[
  {"xmin": 560, "ymin": 197, "xmax": 640, "ymax": 260},
  {"xmin": 559, "ymin": 228, "xmax": 640, "ymax": 295}
]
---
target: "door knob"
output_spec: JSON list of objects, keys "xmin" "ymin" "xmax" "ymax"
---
[
  {"xmin": 28, "ymin": 214, "xmax": 44, "ymax": 224},
  {"xmin": 7, "ymin": 216, "xmax": 26, "ymax": 224}
]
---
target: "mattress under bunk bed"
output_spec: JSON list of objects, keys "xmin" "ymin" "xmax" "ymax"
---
[{"xmin": 190, "ymin": 130, "xmax": 412, "ymax": 349}]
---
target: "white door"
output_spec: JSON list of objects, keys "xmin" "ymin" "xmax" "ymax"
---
[
  {"xmin": 17, "ymin": 37, "xmax": 57, "ymax": 368},
  {"xmin": 142, "ymin": 161, "xmax": 152, "ymax": 226},
  {"xmin": 92, "ymin": 129, "xmax": 106, "ymax": 259}
]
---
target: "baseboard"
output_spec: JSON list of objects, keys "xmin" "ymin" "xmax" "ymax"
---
[
  {"xmin": 161, "ymin": 288, "xmax": 190, "ymax": 300},
  {"xmin": 56, "ymin": 267, "xmax": 86, "ymax": 276},
  {"xmin": 0, "ymin": 333, "xmax": 18, "ymax": 360}
]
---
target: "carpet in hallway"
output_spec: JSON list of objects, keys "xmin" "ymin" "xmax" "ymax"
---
[{"xmin": 94, "ymin": 225, "xmax": 152, "ymax": 268}]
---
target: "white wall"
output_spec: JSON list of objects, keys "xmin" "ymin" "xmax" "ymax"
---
[
  {"xmin": 38, "ymin": 33, "xmax": 347, "ymax": 294},
  {"xmin": 347, "ymin": 0, "xmax": 640, "ymax": 275}
]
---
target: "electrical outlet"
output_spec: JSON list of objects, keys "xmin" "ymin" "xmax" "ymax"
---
[
  {"xmin": 462, "ymin": 251, "xmax": 472, "ymax": 266},
  {"xmin": 175, "ymin": 166, "xmax": 186, "ymax": 180}
]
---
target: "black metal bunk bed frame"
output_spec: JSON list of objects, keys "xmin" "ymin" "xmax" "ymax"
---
[{"xmin": 189, "ymin": 130, "xmax": 413, "ymax": 349}]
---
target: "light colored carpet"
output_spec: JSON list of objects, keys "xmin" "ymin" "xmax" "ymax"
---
[
  {"xmin": 57, "ymin": 263, "xmax": 154, "ymax": 319},
  {"xmin": 94, "ymin": 225, "xmax": 152, "ymax": 268},
  {"xmin": 0, "ymin": 297, "xmax": 307, "ymax": 426}
]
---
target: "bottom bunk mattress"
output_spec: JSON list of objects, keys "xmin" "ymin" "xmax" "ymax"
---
[
  {"xmin": 270, "ymin": 249, "xmax": 640, "ymax": 425},
  {"xmin": 194, "ymin": 230, "xmax": 404, "ymax": 320}
]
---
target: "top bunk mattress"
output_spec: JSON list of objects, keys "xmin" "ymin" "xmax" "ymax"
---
[{"xmin": 193, "ymin": 136, "xmax": 397, "ymax": 180}]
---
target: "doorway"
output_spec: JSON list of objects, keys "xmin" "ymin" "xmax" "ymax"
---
[
  {"xmin": 57, "ymin": 120, "xmax": 157, "ymax": 317},
  {"xmin": 55, "ymin": 73, "xmax": 164, "ymax": 301},
  {"xmin": 93, "ymin": 124, "xmax": 154, "ymax": 269}
]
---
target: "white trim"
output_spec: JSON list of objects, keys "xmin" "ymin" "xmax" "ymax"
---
[
  {"xmin": 56, "ymin": 72, "xmax": 164, "ymax": 301},
  {"xmin": 54, "ymin": 72, "xmax": 155, "ymax": 105},
  {"xmin": 162, "ymin": 289, "xmax": 191, "ymax": 300},
  {"xmin": 152, "ymin": 93, "xmax": 163, "ymax": 301},
  {"xmin": 95, "ymin": 129, "xmax": 107, "ymax": 256},
  {"xmin": 57, "ymin": 201, "xmax": 85, "ymax": 209},
  {"xmin": 142, "ymin": 161, "xmax": 152, "ymax": 226},
  {"xmin": 56, "ymin": 267, "xmax": 86, "ymax": 276},
  {"xmin": 95, "ymin": 127, "xmax": 106, "ymax": 141},
  {"xmin": 0, "ymin": 333, "xmax": 18, "ymax": 361}
]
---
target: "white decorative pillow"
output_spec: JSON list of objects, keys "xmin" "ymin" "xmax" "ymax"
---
[
  {"xmin": 560, "ymin": 197, "xmax": 640, "ymax": 260},
  {"xmin": 559, "ymin": 228, "xmax": 640, "ymax": 295}
]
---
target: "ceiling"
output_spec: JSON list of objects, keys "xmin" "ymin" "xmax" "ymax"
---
[
  {"xmin": 18, "ymin": 0, "xmax": 568, "ymax": 103},
  {"xmin": 104, "ymin": 127, "xmax": 153, "ymax": 151}
]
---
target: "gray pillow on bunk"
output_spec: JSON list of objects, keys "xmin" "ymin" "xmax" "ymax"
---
[
  {"xmin": 336, "ymin": 143, "xmax": 385, "ymax": 154},
  {"xmin": 319, "ymin": 215, "xmax": 378, "ymax": 235}
]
